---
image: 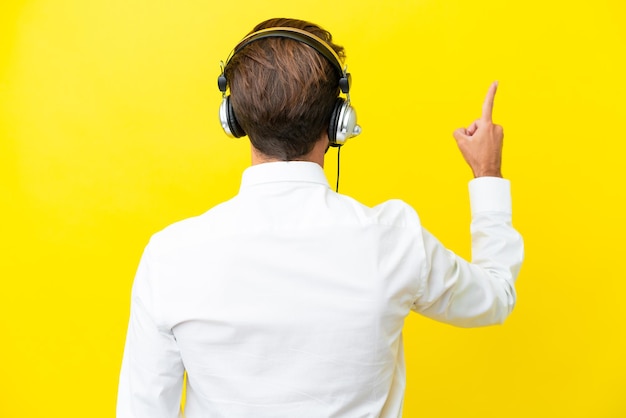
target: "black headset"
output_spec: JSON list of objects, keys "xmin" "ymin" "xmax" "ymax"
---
[{"xmin": 217, "ymin": 27, "xmax": 361, "ymax": 147}]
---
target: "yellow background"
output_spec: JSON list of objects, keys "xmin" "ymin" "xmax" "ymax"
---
[{"xmin": 1, "ymin": 0, "xmax": 625, "ymax": 416}]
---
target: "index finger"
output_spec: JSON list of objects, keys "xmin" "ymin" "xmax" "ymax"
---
[{"xmin": 481, "ymin": 81, "xmax": 498, "ymax": 122}]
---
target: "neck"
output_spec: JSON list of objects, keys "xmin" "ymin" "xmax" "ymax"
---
[{"xmin": 251, "ymin": 137, "xmax": 329, "ymax": 167}]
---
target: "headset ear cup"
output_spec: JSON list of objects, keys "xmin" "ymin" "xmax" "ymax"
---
[
  {"xmin": 226, "ymin": 96, "xmax": 246, "ymax": 138},
  {"xmin": 219, "ymin": 97, "xmax": 233, "ymax": 137},
  {"xmin": 328, "ymin": 98, "xmax": 344, "ymax": 146}
]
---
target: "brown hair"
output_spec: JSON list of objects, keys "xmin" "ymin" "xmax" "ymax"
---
[{"xmin": 224, "ymin": 18, "xmax": 345, "ymax": 160}]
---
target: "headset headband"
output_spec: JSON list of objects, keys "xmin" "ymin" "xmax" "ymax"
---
[{"xmin": 219, "ymin": 27, "xmax": 351, "ymax": 95}]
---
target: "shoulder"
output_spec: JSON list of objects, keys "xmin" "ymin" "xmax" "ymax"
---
[
  {"xmin": 334, "ymin": 194, "xmax": 422, "ymax": 229},
  {"xmin": 145, "ymin": 197, "xmax": 240, "ymax": 255},
  {"xmin": 372, "ymin": 198, "xmax": 422, "ymax": 228}
]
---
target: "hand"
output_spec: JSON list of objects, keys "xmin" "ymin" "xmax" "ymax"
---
[{"xmin": 453, "ymin": 81, "xmax": 504, "ymax": 178}]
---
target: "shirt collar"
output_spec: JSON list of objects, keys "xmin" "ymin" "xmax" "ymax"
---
[{"xmin": 240, "ymin": 161, "xmax": 330, "ymax": 191}]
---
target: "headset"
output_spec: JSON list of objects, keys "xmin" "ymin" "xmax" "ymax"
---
[{"xmin": 217, "ymin": 27, "xmax": 361, "ymax": 147}]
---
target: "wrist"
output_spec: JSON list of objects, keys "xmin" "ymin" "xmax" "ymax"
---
[{"xmin": 473, "ymin": 169, "xmax": 502, "ymax": 178}]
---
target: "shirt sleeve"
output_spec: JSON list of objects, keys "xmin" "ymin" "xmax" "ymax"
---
[
  {"xmin": 117, "ymin": 244, "xmax": 185, "ymax": 417},
  {"xmin": 411, "ymin": 177, "xmax": 524, "ymax": 327}
]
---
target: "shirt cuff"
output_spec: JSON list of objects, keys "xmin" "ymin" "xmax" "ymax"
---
[{"xmin": 468, "ymin": 177, "xmax": 512, "ymax": 215}]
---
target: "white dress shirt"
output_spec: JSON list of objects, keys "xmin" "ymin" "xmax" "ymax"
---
[{"xmin": 117, "ymin": 161, "xmax": 523, "ymax": 418}]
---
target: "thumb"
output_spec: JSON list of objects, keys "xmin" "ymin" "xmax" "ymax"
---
[{"xmin": 466, "ymin": 121, "xmax": 479, "ymax": 136}]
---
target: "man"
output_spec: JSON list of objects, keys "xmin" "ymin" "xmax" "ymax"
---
[{"xmin": 117, "ymin": 17, "xmax": 523, "ymax": 418}]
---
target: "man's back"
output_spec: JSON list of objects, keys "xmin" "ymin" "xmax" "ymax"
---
[{"xmin": 117, "ymin": 161, "xmax": 522, "ymax": 417}]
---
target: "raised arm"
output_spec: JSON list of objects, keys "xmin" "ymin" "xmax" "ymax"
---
[{"xmin": 412, "ymin": 82, "xmax": 524, "ymax": 327}]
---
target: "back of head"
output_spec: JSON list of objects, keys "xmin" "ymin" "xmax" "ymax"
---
[{"xmin": 224, "ymin": 18, "xmax": 345, "ymax": 160}]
